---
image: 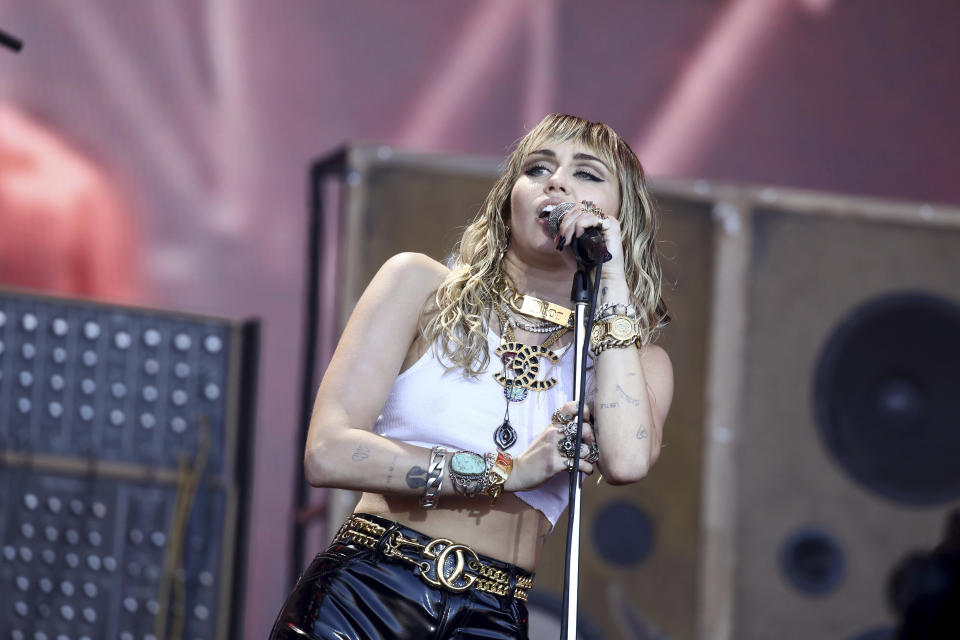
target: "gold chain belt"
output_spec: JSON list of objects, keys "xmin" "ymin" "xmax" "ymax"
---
[{"xmin": 333, "ymin": 515, "xmax": 533, "ymax": 602}]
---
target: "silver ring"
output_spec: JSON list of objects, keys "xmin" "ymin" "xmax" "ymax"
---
[
  {"xmin": 584, "ymin": 442, "xmax": 600, "ymax": 464},
  {"xmin": 557, "ymin": 436, "xmax": 577, "ymax": 459},
  {"xmin": 554, "ymin": 422, "xmax": 577, "ymax": 437},
  {"xmin": 552, "ymin": 409, "xmax": 572, "ymax": 425}
]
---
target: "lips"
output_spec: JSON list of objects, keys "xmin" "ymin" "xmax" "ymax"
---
[{"xmin": 538, "ymin": 199, "xmax": 569, "ymax": 219}]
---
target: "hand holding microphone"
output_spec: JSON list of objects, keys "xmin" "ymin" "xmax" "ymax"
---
[{"xmin": 545, "ymin": 201, "xmax": 613, "ymax": 266}]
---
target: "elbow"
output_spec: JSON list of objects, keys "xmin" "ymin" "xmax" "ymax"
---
[
  {"xmin": 603, "ymin": 447, "xmax": 659, "ymax": 485},
  {"xmin": 603, "ymin": 459, "xmax": 650, "ymax": 486},
  {"xmin": 304, "ymin": 439, "xmax": 336, "ymax": 488}
]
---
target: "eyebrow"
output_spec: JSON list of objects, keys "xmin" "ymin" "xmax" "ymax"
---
[{"xmin": 527, "ymin": 149, "xmax": 611, "ymax": 172}]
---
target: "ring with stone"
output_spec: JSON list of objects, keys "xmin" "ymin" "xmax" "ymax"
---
[
  {"xmin": 557, "ymin": 436, "xmax": 578, "ymax": 459},
  {"xmin": 552, "ymin": 409, "xmax": 572, "ymax": 425}
]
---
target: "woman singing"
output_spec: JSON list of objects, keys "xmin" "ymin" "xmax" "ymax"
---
[{"xmin": 270, "ymin": 114, "xmax": 674, "ymax": 640}]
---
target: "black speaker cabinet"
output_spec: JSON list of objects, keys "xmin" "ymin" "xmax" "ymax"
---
[{"xmin": 307, "ymin": 145, "xmax": 960, "ymax": 640}]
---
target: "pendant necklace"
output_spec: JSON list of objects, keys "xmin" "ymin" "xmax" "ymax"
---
[{"xmin": 492, "ymin": 304, "xmax": 568, "ymax": 451}]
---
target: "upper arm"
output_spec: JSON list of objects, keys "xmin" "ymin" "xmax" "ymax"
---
[
  {"xmin": 641, "ymin": 344, "xmax": 674, "ymax": 434},
  {"xmin": 308, "ymin": 252, "xmax": 448, "ymax": 442}
]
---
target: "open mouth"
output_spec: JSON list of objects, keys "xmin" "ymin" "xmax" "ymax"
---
[{"xmin": 538, "ymin": 204, "xmax": 557, "ymax": 219}]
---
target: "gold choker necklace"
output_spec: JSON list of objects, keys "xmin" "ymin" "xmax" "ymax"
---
[{"xmin": 501, "ymin": 281, "xmax": 574, "ymax": 329}]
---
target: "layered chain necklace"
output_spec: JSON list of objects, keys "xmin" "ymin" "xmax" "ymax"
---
[{"xmin": 490, "ymin": 282, "xmax": 572, "ymax": 451}]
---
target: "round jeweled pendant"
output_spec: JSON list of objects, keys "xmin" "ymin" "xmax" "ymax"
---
[{"xmin": 494, "ymin": 420, "xmax": 518, "ymax": 450}]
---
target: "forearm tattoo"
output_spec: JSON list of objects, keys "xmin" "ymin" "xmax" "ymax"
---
[
  {"xmin": 385, "ymin": 455, "xmax": 398, "ymax": 486},
  {"xmin": 351, "ymin": 445, "xmax": 370, "ymax": 462},
  {"xmin": 636, "ymin": 426, "xmax": 648, "ymax": 440},
  {"xmin": 616, "ymin": 384, "xmax": 641, "ymax": 407},
  {"xmin": 406, "ymin": 466, "xmax": 428, "ymax": 489}
]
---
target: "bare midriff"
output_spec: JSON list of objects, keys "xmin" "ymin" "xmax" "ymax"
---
[{"xmin": 354, "ymin": 491, "xmax": 552, "ymax": 572}]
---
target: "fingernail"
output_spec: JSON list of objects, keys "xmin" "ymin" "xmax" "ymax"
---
[{"xmin": 556, "ymin": 236, "xmax": 566, "ymax": 251}]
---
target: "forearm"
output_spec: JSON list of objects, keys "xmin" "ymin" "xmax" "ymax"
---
[
  {"xmin": 592, "ymin": 276, "xmax": 660, "ymax": 483},
  {"xmin": 305, "ymin": 427, "xmax": 459, "ymax": 497}
]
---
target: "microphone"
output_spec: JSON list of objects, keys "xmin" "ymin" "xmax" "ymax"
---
[{"xmin": 545, "ymin": 202, "xmax": 612, "ymax": 266}]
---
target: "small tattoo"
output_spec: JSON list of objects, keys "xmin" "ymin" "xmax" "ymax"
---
[
  {"xmin": 599, "ymin": 402, "xmax": 619, "ymax": 409},
  {"xmin": 601, "ymin": 286, "xmax": 608, "ymax": 298},
  {"xmin": 386, "ymin": 455, "xmax": 398, "ymax": 485},
  {"xmin": 406, "ymin": 466, "xmax": 428, "ymax": 489},
  {"xmin": 636, "ymin": 426, "xmax": 648, "ymax": 440},
  {"xmin": 616, "ymin": 384, "xmax": 641, "ymax": 407},
  {"xmin": 351, "ymin": 446, "xmax": 370, "ymax": 461}
]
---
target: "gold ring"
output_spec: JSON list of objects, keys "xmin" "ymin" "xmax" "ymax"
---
[{"xmin": 552, "ymin": 409, "xmax": 572, "ymax": 425}]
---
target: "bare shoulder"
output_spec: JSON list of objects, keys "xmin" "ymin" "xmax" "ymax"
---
[{"xmin": 373, "ymin": 252, "xmax": 449, "ymax": 299}]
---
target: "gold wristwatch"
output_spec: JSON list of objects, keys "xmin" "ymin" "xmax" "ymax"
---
[{"xmin": 591, "ymin": 314, "xmax": 642, "ymax": 351}]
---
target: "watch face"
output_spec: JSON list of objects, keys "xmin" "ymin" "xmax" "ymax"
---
[
  {"xmin": 609, "ymin": 316, "xmax": 635, "ymax": 341},
  {"xmin": 451, "ymin": 452, "xmax": 485, "ymax": 475}
]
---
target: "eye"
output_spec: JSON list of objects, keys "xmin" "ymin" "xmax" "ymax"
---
[
  {"xmin": 575, "ymin": 170, "xmax": 603, "ymax": 182},
  {"xmin": 524, "ymin": 164, "xmax": 551, "ymax": 177}
]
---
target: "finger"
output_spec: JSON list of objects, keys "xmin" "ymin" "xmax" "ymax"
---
[
  {"xmin": 560, "ymin": 400, "xmax": 579, "ymax": 417},
  {"xmin": 562, "ymin": 211, "xmax": 599, "ymax": 242},
  {"xmin": 561, "ymin": 456, "xmax": 593, "ymax": 475},
  {"xmin": 579, "ymin": 421, "xmax": 595, "ymax": 444},
  {"xmin": 557, "ymin": 204, "xmax": 583, "ymax": 239}
]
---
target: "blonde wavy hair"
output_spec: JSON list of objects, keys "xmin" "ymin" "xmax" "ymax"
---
[{"xmin": 422, "ymin": 113, "xmax": 669, "ymax": 376}]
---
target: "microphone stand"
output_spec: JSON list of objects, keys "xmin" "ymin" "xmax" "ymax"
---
[{"xmin": 560, "ymin": 258, "xmax": 604, "ymax": 640}]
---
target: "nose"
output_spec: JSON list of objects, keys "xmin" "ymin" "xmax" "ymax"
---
[{"xmin": 545, "ymin": 170, "xmax": 570, "ymax": 195}]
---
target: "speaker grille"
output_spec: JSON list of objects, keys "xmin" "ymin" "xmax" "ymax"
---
[{"xmin": 815, "ymin": 291, "xmax": 960, "ymax": 506}]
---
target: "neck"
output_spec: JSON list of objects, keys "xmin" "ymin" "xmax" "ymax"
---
[{"xmin": 501, "ymin": 250, "xmax": 579, "ymax": 307}]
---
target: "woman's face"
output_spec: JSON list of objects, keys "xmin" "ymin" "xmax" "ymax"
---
[{"xmin": 508, "ymin": 138, "xmax": 620, "ymax": 264}]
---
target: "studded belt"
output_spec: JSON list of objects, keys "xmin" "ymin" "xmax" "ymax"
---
[{"xmin": 332, "ymin": 514, "xmax": 534, "ymax": 602}]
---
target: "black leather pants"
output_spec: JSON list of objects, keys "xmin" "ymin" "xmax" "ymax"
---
[{"xmin": 269, "ymin": 514, "xmax": 531, "ymax": 640}]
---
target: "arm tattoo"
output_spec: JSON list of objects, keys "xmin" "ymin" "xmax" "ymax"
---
[
  {"xmin": 599, "ymin": 401, "xmax": 619, "ymax": 409},
  {"xmin": 601, "ymin": 286, "xmax": 608, "ymax": 299},
  {"xmin": 406, "ymin": 466, "xmax": 428, "ymax": 489},
  {"xmin": 385, "ymin": 455, "xmax": 398, "ymax": 486},
  {"xmin": 616, "ymin": 384, "xmax": 641, "ymax": 407},
  {"xmin": 351, "ymin": 445, "xmax": 370, "ymax": 462},
  {"xmin": 636, "ymin": 426, "xmax": 648, "ymax": 440}
]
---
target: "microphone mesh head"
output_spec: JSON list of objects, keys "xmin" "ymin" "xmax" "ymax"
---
[{"xmin": 546, "ymin": 202, "xmax": 577, "ymax": 237}]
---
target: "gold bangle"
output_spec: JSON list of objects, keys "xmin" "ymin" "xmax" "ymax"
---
[{"xmin": 484, "ymin": 451, "xmax": 513, "ymax": 505}]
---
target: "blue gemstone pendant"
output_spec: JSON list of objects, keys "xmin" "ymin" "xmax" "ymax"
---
[{"xmin": 504, "ymin": 383, "xmax": 528, "ymax": 402}]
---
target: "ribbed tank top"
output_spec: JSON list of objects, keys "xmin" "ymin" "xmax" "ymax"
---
[{"xmin": 374, "ymin": 327, "xmax": 593, "ymax": 527}]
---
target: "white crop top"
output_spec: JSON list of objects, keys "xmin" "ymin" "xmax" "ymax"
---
[{"xmin": 374, "ymin": 327, "xmax": 593, "ymax": 527}]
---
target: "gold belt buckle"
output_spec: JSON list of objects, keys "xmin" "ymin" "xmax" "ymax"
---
[{"xmin": 416, "ymin": 538, "xmax": 481, "ymax": 593}]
